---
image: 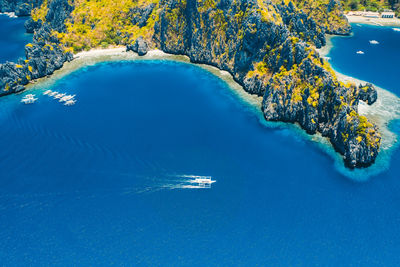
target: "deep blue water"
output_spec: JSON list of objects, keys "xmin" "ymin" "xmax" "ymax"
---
[
  {"xmin": 0, "ymin": 14, "xmax": 31, "ymax": 62},
  {"xmin": 0, "ymin": 19, "xmax": 400, "ymax": 266},
  {"xmin": 328, "ymin": 24, "xmax": 400, "ymax": 96}
]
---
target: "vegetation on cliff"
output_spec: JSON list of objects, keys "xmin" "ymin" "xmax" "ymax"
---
[{"xmin": 293, "ymin": 0, "xmax": 351, "ymax": 35}]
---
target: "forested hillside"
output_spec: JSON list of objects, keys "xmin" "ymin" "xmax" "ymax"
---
[{"xmin": 341, "ymin": 0, "xmax": 400, "ymax": 16}]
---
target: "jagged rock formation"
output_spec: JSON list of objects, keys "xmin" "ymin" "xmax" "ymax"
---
[
  {"xmin": 358, "ymin": 83, "xmax": 377, "ymax": 105},
  {"xmin": 293, "ymin": 0, "xmax": 351, "ymax": 35},
  {"xmin": 0, "ymin": 0, "xmax": 380, "ymax": 168},
  {"xmin": 127, "ymin": 36, "xmax": 149, "ymax": 56},
  {"xmin": 151, "ymin": 0, "xmax": 379, "ymax": 168},
  {"xmin": 0, "ymin": 0, "xmax": 73, "ymax": 97}
]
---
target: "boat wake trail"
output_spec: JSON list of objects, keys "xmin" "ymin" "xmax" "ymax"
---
[
  {"xmin": 118, "ymin": 174, "xmax": 217, "ymax": 195},
  {"xmin": 0, "ymin": 174, "xmax": 217, "ymax": 211}
]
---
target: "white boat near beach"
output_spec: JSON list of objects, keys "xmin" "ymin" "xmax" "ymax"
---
[
  {"xmin": 64, "ymin": 99, "xmax": 76, "ymax": 106},
  {"xmin": 21, "ymin": 94, "xmax": 38, "ymax": 104},
  {"xmin": 54, "ymin": 93, "xmax": 66, "ymax": 99},
  {"xmin": 59, "ymin": 94, "xmax": 76, "ymax": 102}
]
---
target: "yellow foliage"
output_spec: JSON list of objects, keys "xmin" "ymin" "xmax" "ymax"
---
[
  {"xmin": 31, "ymin": 0, "xmax": 48, "ymax": 22},
  {"xmin": 58, "ymin": 0, "xmax": 159, "ymax": 52}
]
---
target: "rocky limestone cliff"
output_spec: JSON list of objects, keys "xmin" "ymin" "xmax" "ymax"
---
[
  {"xmin": 0, "ymin": 0, "xmax": 380, "ymax": 168},
  {"xmin": 0, "ymin": 0, "xmax": 72, "ymax": 97},
  {"xmin": 292, "ymin": 0, "xmax": 351, "ymax": 35},
  {"xmin": 151, "ymin": 0, "xmax": 379, "ymax": 168}
]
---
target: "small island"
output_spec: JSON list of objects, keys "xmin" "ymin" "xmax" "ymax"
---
[{"xmin": 0, "ymin": 0, "xmax": 387, "ymax": 168}]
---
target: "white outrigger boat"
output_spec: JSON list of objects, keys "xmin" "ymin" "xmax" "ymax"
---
[
  {"xmin": 185, "ymin": 175, "xmax": 216, "ymax": 188},
  {"xmin": 59, "ymin": 94, "xmax": 76, "ymax": 102},
  {"xmin": 64, "ymin": 99, "xmax": 76, "ymax": 106},
  {"xmin": 43, "ymin": 90, "xmax": 52, "ymax": 95},
  {"xmin": 48, "ymin": 91, "xmax": 57, "ymax": 96},
  {"xmin": 21, "ymin": 94, "xmax": 38, "ymax": 104}
]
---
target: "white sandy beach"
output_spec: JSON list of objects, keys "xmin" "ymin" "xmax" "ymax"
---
[{"xmin": 29, "ymin": 47, "xmax": 263, "ymax": 109}]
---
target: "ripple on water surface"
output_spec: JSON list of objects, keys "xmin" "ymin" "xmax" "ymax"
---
[{"xmin": 1, "ymin": 58, "xmax": 400, "ymax": 265}]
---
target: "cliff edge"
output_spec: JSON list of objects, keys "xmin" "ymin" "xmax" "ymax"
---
[{"xmin": 0, "ymin": 0, "xmax": 380, "ymax": 168}]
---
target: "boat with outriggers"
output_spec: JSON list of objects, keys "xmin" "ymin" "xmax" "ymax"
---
[
  {"xmin": 42, "ymin": 89, "xmax": 77, "ymax": 106},
  {"xmin": 21, "ymin": 94, "xmax": 38, "ymax": 104},
  {"xmin": 64, "ymin": 99, "xmax": 76, "ymax": 106},
  {"xmin": 54, "ymin": 93, "xmax": 66, "ymax": 99},
  {"xmin": 59, "ymin": 94, "xmax": 76, "ymax": 103},
  {"xmin": 183, "ymin": 175, "xmax": 216, "ymax": 188}
]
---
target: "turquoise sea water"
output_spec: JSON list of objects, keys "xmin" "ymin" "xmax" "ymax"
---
[
  {"xmin": 0, "ymin": 14, "xmax": 31, "ymax": 62},
  {"xmin": 1, "ymin": 21, "xmax": 400, "ymax": 265}
]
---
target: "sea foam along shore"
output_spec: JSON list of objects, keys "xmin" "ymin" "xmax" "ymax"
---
[
  {"xmin": 317, "ymin": 34, "xmax": 400, "ymax": 178},
  {"xmin": 25, "ymin": 46, "xmax": 398, "ymax": 180}
]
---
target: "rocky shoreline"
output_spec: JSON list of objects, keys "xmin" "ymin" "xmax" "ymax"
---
[{"xmin": 0, "ymin": 0, "xmax": 384, "ymax": 169}]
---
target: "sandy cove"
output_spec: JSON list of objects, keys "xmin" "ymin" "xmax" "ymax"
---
[{"xmin": 25, "ymin": 44, "xmax": 400, "ymax": 179}]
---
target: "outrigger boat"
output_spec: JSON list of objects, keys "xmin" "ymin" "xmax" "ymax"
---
[
  {"xmin": 54, "ymin": 93, "xmax": 66, "ymax": 99},
  {"xmin": 64, "ymin": 99, "xmax": 76, "ymax": 106},
  {"xmin": 185, "ymin": 175, "xmax": 216, "ymax": 188},
  {"xmin": 21, "ymin": 94, "xmax": 38, "ymax": 104},
  {"xmin": 59, "ymin": 94, "xmax": 76, "ymax": 102}
]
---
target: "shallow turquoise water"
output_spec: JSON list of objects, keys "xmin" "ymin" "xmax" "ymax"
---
[{"xmin": 0, "ymin": 21, "xmax": 400, "ymax": 266}]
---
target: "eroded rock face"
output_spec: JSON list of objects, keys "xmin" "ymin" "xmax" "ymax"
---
[
  {"xmin": 130, "ymin": 3, "xmax": 155, "ymax": 27},
  {"xmin": 153, "ymin": 0, "xmax": 380, "ymax": 168},
  {"xmin": 127, "ymin": 36, "xmax": 148, "ymax": 56},
  {"xmin": 358, "ymin": 83, "xmax": 378, "ymax": 105},
  {"xmin": 0, "ymin": 0, "xmax": 73, "ymax": 97},
  {"xmin": 24, "ymin": 18, "xmax": 42, "ymax": 33}
]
